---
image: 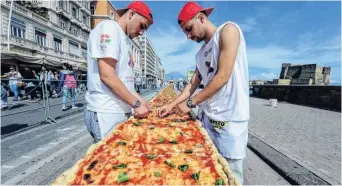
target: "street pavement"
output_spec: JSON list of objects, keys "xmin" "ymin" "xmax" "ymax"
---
[
  {"xmin": 249, "ymin": 97, "xmax": 341, "ymax": 185},
  {"xmin": 1, "ymin": 88, "xmax": 155, "ymax": 137},
  {"xmin": 1, "ymin": 91, "xmax": 290, "ymax": 185}
]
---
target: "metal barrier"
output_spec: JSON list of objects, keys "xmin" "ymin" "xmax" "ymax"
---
[{"xmin": 1, "ymin": 78, "xmax": 87, "ymax": 128}]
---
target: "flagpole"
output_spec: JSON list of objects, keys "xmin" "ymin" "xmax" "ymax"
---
[{"xmin": 7, "ymin": 0, "xmax": 14, "ymax": 51}]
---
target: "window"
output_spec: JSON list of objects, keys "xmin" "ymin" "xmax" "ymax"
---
[
  {"xmin": 10, "ymin": 17, "xmax": 26, "ymax": 38},
  {"xmin": 72, "ymin": 7, "xmax": 77, "ymax": 18},
  {"xmin": 35, "ymin": 29, "xmax": 46, "ymax": 46},
  {"xmin": 81, "ymin": 46, "xmax": 87, "ymax": 59},
  {"xmin": 58, "ymin": 0, "xmax": 63, "ymax": 9},
  {"xmin": 110, "ymin": 11, "xmax": 114, "ymax": 19},
  {"xmin": 90, "ymin": 4, "xmax": 95, "ymax": 15},
  {"xmin": 69, "ymin": 40, "xmax": 79, "ymax": 55},
  {"xmin": 73, "ymin": 28, "xmax": 78, "ymax": 35},
  {"xmin": 83, "ymin": 15, "xmax": 87, "ymax": 24},
  {"xmin": 54, "ymin": 36, "xmax": 62, "ymax": 51},
  {"xmin": 59, "ymin": 20, "xmax": 65, "ymax": 28}
]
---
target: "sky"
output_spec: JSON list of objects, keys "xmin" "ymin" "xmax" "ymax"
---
[{"xmin": 112, "ymin": 1, "xmax": 341, "ymax": 84}]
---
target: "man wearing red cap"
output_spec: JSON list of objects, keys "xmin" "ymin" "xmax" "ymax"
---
[
  {"xmin": 85, "ymin": 1, "xmax": 154, "ymax": 143},
  {"xmin": 158, "ymin": 2, "xmax": 249, "ymax": 184}
]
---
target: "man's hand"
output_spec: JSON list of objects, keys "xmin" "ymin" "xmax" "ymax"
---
[
  {"xmin": 134, "ymin": 104, "xmax": 149, "ymax": 118},
  {"xmin": 132, "ymin": 92, "xmax": 151, "ymax": 111},
  {"xmin": 157, "ymin": 103, "xmax": 175, "ymax": 117},
  {"xmin": 177, "ymin": 101, "xmax": 191, "ymax": 114}
]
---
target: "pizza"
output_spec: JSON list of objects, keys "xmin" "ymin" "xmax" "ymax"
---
[{"xmin": 52, "ymin": 85, "xmax": 240, "ymax": 185}]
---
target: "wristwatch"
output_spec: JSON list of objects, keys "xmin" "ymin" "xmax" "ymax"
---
[
  {"xmin": 186, "ymin": 98, "xmax": 196, "ymax": 109},
  {"xmin": 132, "ymin": 100, "xmax": 141, "ymax": 108}
]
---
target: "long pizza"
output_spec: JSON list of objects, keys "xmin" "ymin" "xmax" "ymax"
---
[{"xmin": 52, "ymin": 85, "xmax": 240, "ymax": 185}]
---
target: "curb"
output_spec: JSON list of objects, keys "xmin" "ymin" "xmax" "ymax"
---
[{"xmin": 247, "ymin": 133, "xmax": 330, "ymax": 185}]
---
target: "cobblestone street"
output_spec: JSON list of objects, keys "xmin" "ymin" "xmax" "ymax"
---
[{"xmin": 249, "ymin": 97, "xmax": 341, "ymax": 185}]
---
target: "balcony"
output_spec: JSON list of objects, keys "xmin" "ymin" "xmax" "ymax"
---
[
  {"xmin": 56, "ymin": 7, "xmax": 71, "ymax": 19},
  {"xmin": 1, "ymin": 35, "xmax": 39, "ymax": 52},
  {"xmin": 3, "ymin": 0, "xmax": 28, "ymax": 14},
  {"xmin": 70, "ymin": 0, "xmax": 82, "ymax": 7}
]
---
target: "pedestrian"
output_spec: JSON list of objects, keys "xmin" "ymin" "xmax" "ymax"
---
[
  {"xmin": 157, "ymin": 1, "xmax": 249, "ymax": 184},
  {"xmin": 84, "ymin": 1, "xmax": 154, "ymax": 143},
  {"xmin": 1, "ymin": 66, "xmax": 22, "ymax": 101}
]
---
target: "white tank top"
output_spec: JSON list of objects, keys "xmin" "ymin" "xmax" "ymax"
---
[{"xmin": 196, "ymin": 21, "xmax": 250, "ymax": 122}]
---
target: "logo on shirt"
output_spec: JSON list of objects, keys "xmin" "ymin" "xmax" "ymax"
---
[
  {"xmin": 100, "ymin": 34, "xmax": 111, "ymax": 44},
  {"xmin": 205, "ymin": 61, "xmax": 214, "ymax": 75},
  {"xmin": 204, "ymin": 48, "xmax": 212, "ymax": 57}
]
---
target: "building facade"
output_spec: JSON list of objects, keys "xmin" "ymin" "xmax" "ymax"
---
[
  {"xmin": 278, "ymin": 63, "xmax": 331, "ymax": 85},
  {"xmin": 90, "ymin": 0, "xmax": 119, "ymax": 28},
  {"xmin": 138, "ymin": 35, "xmax": 161, "ymax": 84},
  {"xmin": 1, "ymin": 0, "xmax": 90, "ymax": 72}
]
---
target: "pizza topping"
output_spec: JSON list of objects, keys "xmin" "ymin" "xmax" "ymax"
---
[
  {"xmin": 87, "ymin": 160, "xmax": 98, "ymax": 171},
  {"xmin": 148, "ymin": 124, "xmax": 156, "ymax": 129},
  {"xmin": 191, "ymin": 172, "xmax": 200, "ymax": 181},
  {"xmin": 146, "ymin": 154, "xmax": 157, "ymax": 159},
  {"xmin": 133, "ymin": 121, "xmax": 143, "ymax": 126},
  {"xmin": 117, "ymin": 172, "xmax": 129, "ymax": 183},
  {"xmin": 112, "ymin": 163, "xmax": 127, "ymax": 169},
  {"xmin": 164, "ymin": 160, "xmax": 175, "ymax": 168},
  {"xmin": 158, "ymin": 137, "xmax": 165, "ymax": 143},
  {"xmin": 168, "ymin": 139, "xmax": 178, "ymax": 144},
  {"xmin": 215, "ymin": 178, "xmax": 225, "ymax": 185},
  {"xmin": 83, "ymin": 173, "xmax": 90, "ymax": 180},
  {"xmin": 184, "ymin": 149, "xmax": 193, "ymax": 154},
  {"xmin": 178, "ymin": 164, "xmax": 189, "ymax": 172},
  {"xmin": 154, "ymin": 171, "xmax": 161, "ymax": 177},
  {"xmin": 117, "ymin": 141, "xmax": 127, "ymax": 146}
]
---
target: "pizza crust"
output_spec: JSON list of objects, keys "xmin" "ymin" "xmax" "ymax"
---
[
  {"xmin": 196, "ymin": 120, "xmax": 241, "ymax": 186},
  {"xmin": 51, "ymin": 158, "xmax": 83, "ymax": 185},
  {"xmin": 52, "ymin": 86, "xmax": 241, "ymax": 185}
]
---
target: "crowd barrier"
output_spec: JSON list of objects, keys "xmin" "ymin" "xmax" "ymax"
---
[{"xmin": 1, "ymin": 78, "xmax": 87, "ymax": 125}]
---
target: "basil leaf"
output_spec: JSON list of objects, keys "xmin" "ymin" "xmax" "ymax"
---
[
  {"xmin": 184, "ymin": 150, "xmax": 193, "ymax": 154},
  {"xmin": 168, "ymin": 139, "xmax": 178, "ymax": 144},
  {"xmin": 191, "ymin": 172, "xmax": 200, "ymax": 181},
  {"xmin": 133, "ymin": 121, "xmax": 142, "ymax": 126},
  {"xmin": 113, "ymin": 163, "xmax": 127, "ymax": 169},
  {"xmin": 117, "ymin": 141, "xmax": 127, "ymax": 146},
  {"xmin": 158, "ymin": 137, "xmax": 165, "ymax": 143},
  {"xmin": 178, "ymin": 164, "xmax": 189, "ymax": 172},
  {"xmin": 154, "ymin": 171, "xmax": 161, "ymax": 177},
  {"xmin": 164, "ymin": 160, "xmax": 175, "ymax": 168},
  {"xmin": 215, "ymin": 178, "xmax": 225, "ymax": 185},
  {"xmin": 117, "ymin": 172, "xmax": 129, "ymax": 183},
  {"xmin": 146, "ymin": 154, "xmax": 156, "ymax": 159}
]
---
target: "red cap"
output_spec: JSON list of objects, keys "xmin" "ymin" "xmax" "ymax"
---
[
  {"xmin": 116, "ymin": 1, "xmax": 153, "ymax": 24},
  {"xmin": 178, "ymin": 2, "xmax": 214, "ymax": 24}
]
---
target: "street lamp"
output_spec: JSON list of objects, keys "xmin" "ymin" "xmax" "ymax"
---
[{"xmin": 7, "ymin": 0, "xmax": 14, "ymax": 51}]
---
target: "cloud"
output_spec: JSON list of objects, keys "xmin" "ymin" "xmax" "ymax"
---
[
  {"xmin": 247, "ymin": 33, "xmax": 340, "ymax": 70},
  {"xmin": 167, "ymin": 47, "xmax": 193, "ymax": 56},
  {"xmin": 239, "ymin": 17, "xmax": 257, "ymax": 32},
  {"xmin": 147, "ymin": 27, "xmax": 201, "ymax": 76}
]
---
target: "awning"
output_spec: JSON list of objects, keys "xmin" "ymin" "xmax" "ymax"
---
[
  {"xmin": 1, "ymin": 50, "xmax": 44, "ymax": 64},
  {"xmin": 1, "ymin": 51, "xmax": 87, "ymax": 71}
]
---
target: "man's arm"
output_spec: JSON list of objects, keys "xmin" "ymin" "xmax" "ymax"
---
[
  {"xmin": 98, "ymin": 58, "xmax": 137, "ymax": 107},
  {"xmin": 168, "ymin": 68, "xmax": 202, "ymax": 108},
  {"xmin": 191, "ymin": 24, "xmax": 240, "ymax": 105}
]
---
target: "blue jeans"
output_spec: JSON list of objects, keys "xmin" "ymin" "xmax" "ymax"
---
[
  {"xmin": 1, "ymin": 85, "xmax": 8, "ymax": 104},
  {"xmin": 10, "ymin": 84, "xmax": 19, "ymax": 100},
  {"xmin": 62, "ymin": 87, "xmax": 75, "ymax": 105}
]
